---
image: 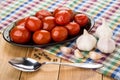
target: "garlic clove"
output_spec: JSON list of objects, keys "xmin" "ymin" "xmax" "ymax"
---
[
  {"xmin": 89, "ymin": 51, "xmax": 104, "ymax": 60},
  {"xmin": 76, "ymin": 29, "xmax": 97, "ymax": 51},
  {"xmin": 97, "ymin": 37, "xmax": 116, "ymax": 53},
  {"xmin": 60, "ymin": 46, "xmax": 72, "ymax": 54},
  {"xmin": 74, "ymin": 49, "xmax": 84, "ymax": 58},
  {"xmin": 95, "ymin": 18, "xmax": 113, "ymax": 38}
]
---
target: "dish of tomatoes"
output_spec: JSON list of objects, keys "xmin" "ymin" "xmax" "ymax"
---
[{"xmin": 3, "ymin": 7, "xmax": 94, "ymax": 47}]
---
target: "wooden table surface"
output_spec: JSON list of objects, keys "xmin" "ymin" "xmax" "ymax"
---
[{"xmin": 0, "ymin": 34, "xmax": 114, "ymax": 80}]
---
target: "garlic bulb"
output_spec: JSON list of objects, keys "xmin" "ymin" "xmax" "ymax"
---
[
  {"xmin": 74, "ymin": 49, "xmax": 84, "ymax": 58},
  {"xmin": 97, "ymin": 37, "xmax": 116, "ymax": 53},
  {"xmin": 60, "ymin": 46, "xmax": 72, "ymax": 54},
  {"xmin": 76, "ymin": 29, "xmax": 97, "ymax": 51},
  {"xmin": 89, "ymin": 51, "xmax": 104, "ymax": 60},
  {"xmin": 95, "ymin": 18, "xmax": 113, "ymax": 38}
]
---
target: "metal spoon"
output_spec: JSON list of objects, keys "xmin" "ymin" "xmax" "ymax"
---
[{"xmin": 9, "ymin": 57, "xmax": 103, "ymax": 72}]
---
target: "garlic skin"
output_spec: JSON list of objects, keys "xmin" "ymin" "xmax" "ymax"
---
[
  {"xmin": 95, "ymin": 18, "xmax": 113, "ymax": 38},
  {"xmin": 89, "ymin": 51, "xmax": 104, "ymax": 60},
  {"xmin": 74, "ymin": 49, "xmax": 84, "ymax": 58},
  {"xmin": 76, "ymin": 29, "xmax": 97, "ymax": 51},
  {"xmin": 60, "ymin": 46, "xmax": 72, "ymax": 54},
  {"xmin": 97, "ymin": 37, "xmax": 116, "ymax": 53}
]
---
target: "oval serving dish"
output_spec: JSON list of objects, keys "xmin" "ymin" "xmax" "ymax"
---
[{"xmin": 3, "ymin": 12, "xmax": 95, "ymax": 48}]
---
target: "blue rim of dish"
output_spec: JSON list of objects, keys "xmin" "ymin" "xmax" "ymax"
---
[{"xmin": 2, "ymin": 12, "xmax": 95, "ymax": 48}]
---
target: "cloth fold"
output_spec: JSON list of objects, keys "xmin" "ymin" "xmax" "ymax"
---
[{"xmin": 0, "ymin": 0, "xmax": 120, "ymax": 80}]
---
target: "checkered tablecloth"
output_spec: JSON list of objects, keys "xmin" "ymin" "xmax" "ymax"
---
[{"xmin": 0, "ymin": 0, "xmax": 120, "ymax": 80}]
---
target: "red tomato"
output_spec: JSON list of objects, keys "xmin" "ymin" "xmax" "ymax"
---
[
  {"xmin": 55, "ymin": 10, "xmax": 71, "ymax": 25},
  {"xmin": 16, "ymin": 17, "xmax": 28, "ymax": 26},
  {"xmin": 54, "ymin": 7, "xmax": 73, "ymax": 17},
  {"xmin": 74, "ymin": 14, "xmax": 89, "ymax": 27},
  {"xmin": 10, "ymin": 27, "xmax": 31, "ymax": 44},
  {"xmin": 42, "ymin": 16, "xmax": 56, "ymax": 31},
  {"xmin": 33, "ymin": 30, "xmax": 51, "ymax": 44},
  {"xmin": 35, "ymin": 9, "xmax": 52, "ymax": 20},
  {"xmin": 51, "ymin": 26, "xmax": 68, "ymax": 42},
  {"xmin": 65, "ymin": 22, "xmax": 80, "ymax": 36},
  {"xmin": 25, "ymin": 16, "xmax": 42, "ymax": 32}
]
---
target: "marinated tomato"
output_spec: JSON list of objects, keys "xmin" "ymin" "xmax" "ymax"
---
[
  {"xmin": 74, "ymin": 14, "xmax": 89, "ymax": 27},
  {"xmin": 35, "ymin": 9, "xmax": 52, "ymax": 20},
  {"xmin": 51, "ymin": 26, "xmax": 68, "ymax": 42},
  {"xmin": 65, "ymin": 22, "xmax": 80, "ymax": 36},
  {"xmin": 25, "ymin": 16, "xmax": 42, "ymax": 32},
  {"xmin": 10, "ymin": 26, "xmax": 31, "ymax": 44},
  {"xmin": 42, "ymin": 16, "xmax": 56, "ymax": 31},
  {"xmin": 54, "ymin": 7, "xmax": 74, "ymax": 19},
  {"xmin": 55, "ymin": 10, "xmax": 71, "ymax": 25},
  {"xmin": 33, "ymin": 30, "xmax": 51, "ymax": 44},
  {"xmin": 16, "ymin": 17, "xmax": 28, "ymax": 26}
]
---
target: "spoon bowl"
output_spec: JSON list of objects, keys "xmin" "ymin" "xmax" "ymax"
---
[
  {"xmin": 9, "ymin": 58, "xmax": 42, "ymax": 72},
  {"xmin": 9, "ymin": 57, "xmax": 103, "ymax": 72}
]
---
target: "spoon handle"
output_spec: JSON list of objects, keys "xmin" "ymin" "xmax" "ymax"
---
[{"xmin": 45, "ymin": 62, "xmax": 103, "ymax": 69}]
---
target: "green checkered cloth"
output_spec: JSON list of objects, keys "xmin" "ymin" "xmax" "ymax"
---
[{"xmin": 0, "ymin": 0, "xmax": 120, "ymax": 80}]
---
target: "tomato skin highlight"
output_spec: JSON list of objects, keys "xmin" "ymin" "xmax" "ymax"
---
[
  {"xmin": 55, "ymin": 10, "xmax": 71, "ymax": 25},
  {"xmin": 74, "ymin": 14, "xmax": 89, "ymax": 27},
  {"xmin": 42, "ymin": 16, "xmax": 56, "ymax": 31},
  {"xmin": 33, "ymin": 30, "xmax": 51, "ymax": 45},
  {"xmin": 51, "ymin": 26, "xmax": 68, "ymax": 42},
  {"xmin": 10, "ymin": 26, "xmax": 31, "ymax": 44},
  {"xmin": 25, "ymin": 16, "xmax": 42, "ymax": 32},
  {"xmin": 35, "ymin": 9, "xmax": 52, "ymax": 20},
  {"xmin": 65, "ymin": 22, "xmax": 80, "ymax": 36}
]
